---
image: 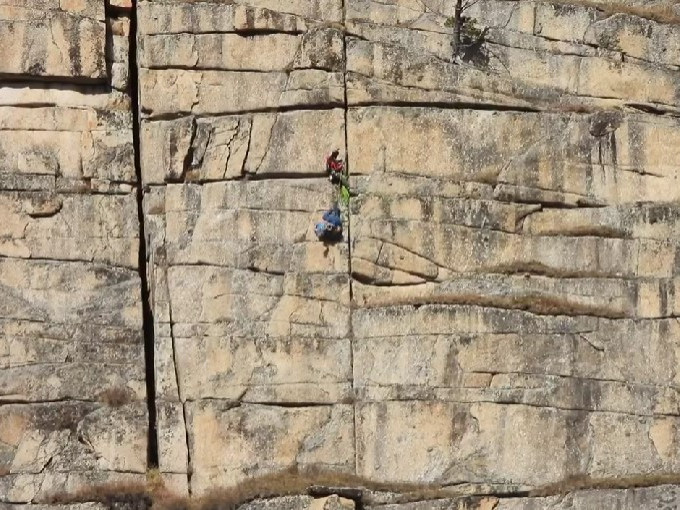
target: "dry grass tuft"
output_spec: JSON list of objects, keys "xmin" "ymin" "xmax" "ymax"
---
[
  {"xmin": 46, "ymin": 481, "xmax": 153, "ymax": 505},
  {"xmin": 98, "ymin": 387, "xmax": 134, "ymax": 408},
  {"xmin": 46, "ymin": 466, "xmax": 454, "ymax": 510},
  {"xmin": 188, "ymin": 466, "xmax": 451, "ymax": 510},
  {"xmin": 147, "ymin": 469, "xmax": 166, "ymax": 493},
  {"xmin": 45, "ymin": 467, "xmax": 680, "ymax": 509},
  {"xmin": 530, "ymin": 473, "xmax": 680, "ymax": 497}
]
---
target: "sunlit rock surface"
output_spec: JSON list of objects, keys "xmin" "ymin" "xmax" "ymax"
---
[{"xmin": 2, "ymin": 0, "xmax": 680, "ymax": 507}]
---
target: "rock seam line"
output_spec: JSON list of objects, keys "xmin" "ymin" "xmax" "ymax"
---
[
  {"xmin": 129, "ymin": 0, "xmax": 160, "ymax": 469},
  {"xmin": 340, "ymin": 0, "xmax": 361, "ymax": 486}
]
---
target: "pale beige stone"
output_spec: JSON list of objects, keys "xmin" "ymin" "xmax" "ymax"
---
[
  {"xmin": 577, "ymin": 57, "xmax": 677, "ymax": 105},
  {"xmin": 160, "ymin": 473, "xmax": 190, "ymax": 497},
  {"xmin": 174, "ymin": 336, "xmax": 352, "ymax": 403},
  {"xmin": 585, "ymin": 13, "xmax": 680, "ymax": 67},
  {"xmin": 349, "ymin": 108, "xmax": 680, "ymax": 204},
  {"xmin": 0, "ymin": 8, "xmax": 105, "ymax": 79},
  {"xmin": 310, "ymin": 496, "xmax": 355, "ymax": 510},
  {"xmin": 140, "ymin": 69, "xmax": 344, "ymax": 117},
  {"xmin": 0, "ymin": 472, "xmax": 146, "ymax": 504},
  {"xmin": 0, "ymin": 258, "xmax": 142, "ymax": 326},
  {"xmin": 240, "ymin": 0, "xmax": 342, "ymax": 21},
  {"xmin": 462, "ymin": 373, "xmax": 493, "ymax": 388},
  {"xmin": 0, "ymin": 403, "xmax": 147, "ymax": 501},
  {"xmin": 355, "ymin": 328, "xmax": 680, "ymax": 412},
  {"xmin": 0, "ymin": 87, "xmax": 130, "ymax": 112},
  {"xmin": 535, "ymin": 3, "xmax": 599, "ymax": 43},
  {"xmin": 0, "ymin": 0, "xmax": 145, "ymax": 500},
  {"xmin": 187, "ymin": 402, "xmax": 354, "ymax": 494},
  {"xmin": 156, "ymin": 400, "xmax": 189, "ymax": 474},
  {"xmin": 107, "ymin": 0, "xmax": 132, "ymax": 8},
  {"xmin": 155, "ymin": 180, "xmax": 348, "ymax": 271},
  {"xmin": 588, "ymin": 413, "xmax": 680, "ymax": 476},
  {"xmin": 346, "ymin": 0, "xmax": 680, "ymax": 109},
  {"xmin": 649, "ymin": 418, "xmax": 677, "ymax": 461},
  {"xmin": 0, "ymin": 105, "xmax": 134, "ymax": 189},
  {"xmin": 141, "ymin": 110, "xmax": 345, "ymax": 184},
  {"xmin": 354, "ymin": 309, "xmax": 680, "ymax": 387},
  {"xmin": 233, "ymin": 5, "xmax": 308, "ymax": 33},
  {"xmin": 140, "ymin": 33, "xmax": 300, "ymax": 70},
  {"xmin": 0, "ymin": 319, "xmax": 144, "ymax": 387},
  {"xmin": 523, "ymin": 203, "xmax": 680, "ymax": 240},
  {"xmin": 154, "ymin": 337, "xmax": 180, "ymax": 401},
  {"xmin": 138, "ymin": 1, "xmax": 338, "ymax": 36},
  {"xmin": 167, "ymin": 266, "xmax": 350, "ymax": 339},
  {"xmin": 357, "ymin": 401, "xmax": 680, "ymax": 486},
  {"xmin": 352, "ymin": 217, "xmax": 652, "ymax": 282},
  {"xmin": 0, "ymin": 361, "xmax": 144, "ymax": 403},
  {"xmin": 236, "ymin": 496, "xmax": 354, "ymax": 510},
  {"xmin": 352, "ymin": 274, "xmax": 663, "ymax": 319},
  {"xmin": 140, "ymin": 29, "xmax": 343, "ymax": 72},
  {"xmin": 0, "ymin": 192, "xmax": 138, "ymax": 267},
  {"xmin": 4, "ymin": 0, "xmax": 676, "ymax": 499}
]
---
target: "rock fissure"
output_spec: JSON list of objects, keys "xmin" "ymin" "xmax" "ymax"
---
[
  {"xmin": 0, "ymin": 73, "xmax": 108, "ymax": 87},
  {"xmin": 145, "ymin": 104, "xmax": 345, "ymax": 122},
  {"xmin": 129, "ymin": 0, "xmax": 159, "ymax": 470},
  {"xmin": 348, "ymin": 99, "xmax": 543, "ymax": 113}
]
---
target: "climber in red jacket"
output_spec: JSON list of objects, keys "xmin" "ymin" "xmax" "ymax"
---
[{"xmin": 326, "ymin": 149, "xmax": 344, "ymax": 184}]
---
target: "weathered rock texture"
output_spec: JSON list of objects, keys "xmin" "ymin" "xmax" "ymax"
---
[
  {"xmin": 0, "ymin": 0, "xmax": 147, "ymax": 503},
  {"xmin": 3, "ymin": 0, "xmax": 680, "ymax": 508},
  {"xmin": 365, "ymin": 484, "xmax": 680, "ymax": 509},
  {"xmin": 137, "ymin": 0, "xmax": 353, "ymax": 495},
  {"xmin": 138, "ymin": 0, "xmax": 680, "ymax": 500},
  {"xmin": 0, "ymin": 0, "xmax": 107, "ymax": 81}
]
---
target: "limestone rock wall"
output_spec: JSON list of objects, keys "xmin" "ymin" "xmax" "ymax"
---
[
  {"xmin": 140, "ymin": 0, "xmax": 680, "ymax": 499},
  {"xmin": 0, "ymin": 0, "xmax": 107, "ymax": 81},
  {"xmin": 2, "ymin": 0, "xmax": 680, "ymax": 508},
  {"xmin": 137, "ymin": 1, "xmax": 352, "ymax": 495},
  {"xmin": 0, "ymin": 1, "xmax": 147, "ymax": 503}
]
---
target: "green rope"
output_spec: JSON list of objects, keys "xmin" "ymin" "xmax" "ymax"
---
[{"xmin": 340, "ymin": 183, "xmax": 351, "ymax": 207}]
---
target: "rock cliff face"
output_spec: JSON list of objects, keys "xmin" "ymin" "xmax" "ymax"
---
[
  {"xmin": 0, "ymin": 0, "xmax": 147, "ymax": 502},
  {"xmin": 2, "ymin": 0, "xmax": 680, "ymax": 508}
]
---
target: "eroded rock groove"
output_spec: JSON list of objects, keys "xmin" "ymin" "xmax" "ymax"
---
[{"xmin": 129, "ymin": 0, "xmax": 159, "ymax": 469}]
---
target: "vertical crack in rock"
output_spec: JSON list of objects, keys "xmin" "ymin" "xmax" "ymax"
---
[
  {"xmin": 341, "ymin": 3, "xmax": 352, "ymax": 302},
  {"xmin": 130, "ymin": 0, "xmax": 159, "ymax": 469},
  {"xmin": 340, "ymin": 0, "xmax": 359, "ymax": 477},
  {"xmin": 167, "ymin": 291, "xmax": 193, "ymax": 494},
  {"xmin": 181, "ymin": 117, "xmax": 199, "ymax": 181}
]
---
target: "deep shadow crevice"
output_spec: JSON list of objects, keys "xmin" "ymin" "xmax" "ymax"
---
[{"xmin": 129, "ymin": 0, "xmax": 159, "ymax": 469}]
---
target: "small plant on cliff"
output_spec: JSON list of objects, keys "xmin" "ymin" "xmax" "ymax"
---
[
  {"xmin": 444, "ymin": 0, "xmax": 489, "ymax": 62},
  {"xmin": 597, "ymin": 31, "xmax": 622, "ymax": 53}
]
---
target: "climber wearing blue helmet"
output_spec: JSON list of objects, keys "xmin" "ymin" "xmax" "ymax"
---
[{"xmin": 315, "ymin": 204, "xmax": 343, "ymax": 243}]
